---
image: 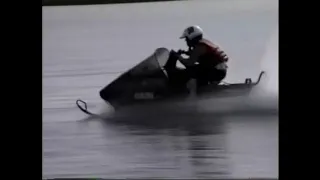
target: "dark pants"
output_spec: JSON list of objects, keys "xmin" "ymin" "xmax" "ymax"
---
[
  {"xmin": 164, "ymin": 51, "xmax": 226, "ymax": 88},
  {"xmin": 189, "ymin": 65, "xmax": 226, "ymax": 86}
]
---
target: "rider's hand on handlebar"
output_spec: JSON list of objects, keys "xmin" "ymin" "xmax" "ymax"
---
[
  {"xmin": 171, "ymin": 50, "xmax": 181, "ymax": 58},
  {"xmin": 177, "ymin": 49, "xmax": 187, "ymax": 55}
]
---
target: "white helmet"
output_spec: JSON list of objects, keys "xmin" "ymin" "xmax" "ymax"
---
[{"xmin": 180, "ymin": 25, "xmax": 204, "ymax": 40}]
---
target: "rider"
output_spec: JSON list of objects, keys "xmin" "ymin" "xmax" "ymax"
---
[{"xmin": 165, "ymin": 25, "xmax": 229, "ymax": 87}]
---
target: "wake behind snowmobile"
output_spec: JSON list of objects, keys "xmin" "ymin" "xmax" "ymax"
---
[{"xmin": 76, "ymin": 47, "xmax": 265, "ymax": 115}]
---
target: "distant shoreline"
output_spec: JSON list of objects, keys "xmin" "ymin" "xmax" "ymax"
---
[{"xmin": 43, "ymin": 0, "xmax": 180, "ymax": 6}]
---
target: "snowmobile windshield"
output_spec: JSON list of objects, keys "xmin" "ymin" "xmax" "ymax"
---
[
  {"xmin": 99, "ymin": 48, "xmax": 170, "ymax": 107},
  {"xmin": 129, "ymin": 47, "xmax": 170, "ymax": 77}
]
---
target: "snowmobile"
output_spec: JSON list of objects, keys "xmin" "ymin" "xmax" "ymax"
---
[{"xmin": 76, "ymin": 47, "xmax": 265, "ymax": 115}]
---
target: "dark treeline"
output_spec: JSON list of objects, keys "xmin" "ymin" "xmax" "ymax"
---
[{"xmin": 43, "ymin": 0, "xmax": 180, "ymax": 6}]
